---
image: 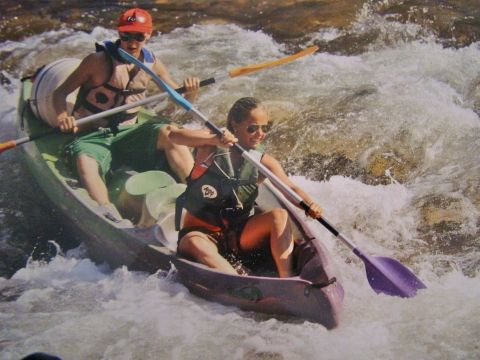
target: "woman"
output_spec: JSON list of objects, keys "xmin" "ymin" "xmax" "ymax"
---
[{"xmin": 169, "ymin": 97, "xmax": 322, "ymax": 277}]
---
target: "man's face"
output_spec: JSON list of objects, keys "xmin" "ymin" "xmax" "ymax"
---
[{"xmin": 119, "ymin": 32, "xmax": 150, "ymax": 56}]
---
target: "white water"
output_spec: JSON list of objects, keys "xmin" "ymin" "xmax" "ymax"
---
[{"xmin": 1, "ymin": 13, "xmax": 480, "ymax": 360}]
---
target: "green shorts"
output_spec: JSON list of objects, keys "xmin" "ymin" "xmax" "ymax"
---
[{"xmin": 65, "ymin": 119, "xmax": 172, "ymax": 179}]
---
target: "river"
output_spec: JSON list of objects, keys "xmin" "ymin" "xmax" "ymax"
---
[{"xmin": 0, "ymin": 1, "xmax": 479, "ymax": 359}]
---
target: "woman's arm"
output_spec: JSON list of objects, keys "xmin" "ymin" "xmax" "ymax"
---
[
  {"xmin": 168, "ymin": 126, "xmax": 237, "ymax": 148},
  {"xmin": 261, "ymin": 153, "xmax": 323, "ymax": 218}
]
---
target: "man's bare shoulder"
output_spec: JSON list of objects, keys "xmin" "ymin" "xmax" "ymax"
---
[
  {"xmin": 79, "ymin": 52, "xmax": 110, "ymax": 86},
  {"xmin": 82, "ymin": 51, "xmax": 109, "ymax": 68}
]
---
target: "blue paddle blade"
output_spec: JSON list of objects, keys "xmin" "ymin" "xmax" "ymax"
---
[{"xmin": 353, "ymin": 248, "xmax": 427, "ymax": 298}]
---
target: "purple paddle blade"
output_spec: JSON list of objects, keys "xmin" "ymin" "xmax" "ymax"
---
[{"xmin": 353, "ymin": 248, "xmax": 427, "ymax": 298}]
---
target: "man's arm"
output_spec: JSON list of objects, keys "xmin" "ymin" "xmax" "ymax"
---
[
  {"xmin": 152, "ymin": 59, "xmax": 180, "ymax": 88},
  {"xmin": 152, "ymin": 59, "xmax": 200, "ymax": 102},
  {"xmin": 52, "ymin": 53, "xmax": 100, "ymax": 133}
]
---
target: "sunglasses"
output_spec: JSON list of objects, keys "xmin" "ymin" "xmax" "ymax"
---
[
  {"xmin": 120, "ymin": 32, "xmax": 147, "ymax": 42},
  {"xmin": 246, "ymin": 123, "xmax": 272, "ymax": 134}
]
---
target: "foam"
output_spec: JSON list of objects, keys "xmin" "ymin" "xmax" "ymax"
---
[{"xmin": 1, "ymin": 19, "xmax": 479, "ymax": 359}]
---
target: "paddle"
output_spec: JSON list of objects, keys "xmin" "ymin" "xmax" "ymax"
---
[
  {"xmin": 315, "ymin": 218, "xmax": 426, "ymax": 297},
  {"xmin": 119, "ymin": 47, "xmax": 427, "ymax": 298},
  {"xmin": 0, "ymin": 46, "xmax": 318, "ymax": 155}
]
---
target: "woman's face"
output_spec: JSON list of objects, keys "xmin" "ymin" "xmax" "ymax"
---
[{"xmin": 232, "ymin": 106, "xmax": 270, "ymax": 150}]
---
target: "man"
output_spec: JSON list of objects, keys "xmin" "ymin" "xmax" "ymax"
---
[{"xmin": 53, "ymin": 8, "xmax": 199, "ymax": 218}]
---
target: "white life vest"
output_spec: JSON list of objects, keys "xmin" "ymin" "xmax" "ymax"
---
[{"xmin": 73, "ymin": 40, "xmax": 156, "ymax": 128}]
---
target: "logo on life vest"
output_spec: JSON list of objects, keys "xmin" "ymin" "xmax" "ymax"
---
[{"xmin": 201, "ymin": 185, "xmax": 218, "ymax": 199}]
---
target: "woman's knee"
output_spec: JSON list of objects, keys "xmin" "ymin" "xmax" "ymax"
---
[
  {"xmin": 179, "ymin": 232, "xmax": 214, "ymax": 256},
  {"xmin": 269, "ymin": 208, "xmax": 289, "ymax": 227}
]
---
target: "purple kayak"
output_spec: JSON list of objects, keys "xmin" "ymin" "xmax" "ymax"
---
[{"xmin": 162, "ymin": 180, "xmax": 343, "ymax": 328}]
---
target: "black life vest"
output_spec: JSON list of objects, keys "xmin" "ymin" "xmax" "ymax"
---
[{"xmin": 176, "ymin": 146, "xmax": 264, "ymax": 230}]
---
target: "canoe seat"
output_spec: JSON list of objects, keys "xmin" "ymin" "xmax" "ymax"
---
[
  {"xmin": 109, "ymin": 169, "xmax": 178, "ymax": 224},
  {"xmin": 152, "ymin": 211, "xmax": 180, "ymax": 251},
  {"xmin": 138, "ymin": 183, "xmax": 186, "ymax": 227},
  {"xmin": 141, "ymin": 183, "xmax": 187, "ymax": 251}
]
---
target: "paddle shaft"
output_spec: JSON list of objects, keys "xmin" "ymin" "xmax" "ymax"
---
[{"xmin": 0, "ymin": 78, "xmax": 218, "ymax": 154}]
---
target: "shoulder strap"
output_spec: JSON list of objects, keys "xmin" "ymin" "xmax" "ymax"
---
[
  {"xmin": 212, "ymin": 147, "xmax": 235, "ymax": 179},
  {"xmin": 248, "ymin": 148, "xmax": 263, "ymax": 162},
  {"xmin": 96, "ymin": 40, "xmax": 155, "ymax": 67},
  {"xmin": 175, "ymin": 191, "xmax": 186, "ymax": 231},
  {"xmin": 97, "ymin": 40, "xmax": 124, "ymax": 62},
  {"xmin": 141, "ymin": 47, "xmax": 155, "ymax": 68}
]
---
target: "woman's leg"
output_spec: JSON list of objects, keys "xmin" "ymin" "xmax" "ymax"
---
[
  {"xmin": 239, "ymin": 208, "xmax": 294, "ymax": 277},
  {"xmin": 178, "ymin": 231, "xmax": 237, "ymax": 275}
]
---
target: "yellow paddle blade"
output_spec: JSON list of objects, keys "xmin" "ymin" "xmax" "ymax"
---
[
  {"xmin": 0, "ymin": 140, "xmax": 17, "ymax": 154},
  {"xmin": 228, "ymin": 46, "xmax": 319, "ymax": 78}
]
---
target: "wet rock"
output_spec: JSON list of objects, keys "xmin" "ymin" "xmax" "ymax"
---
[
  {"xmin": 311, "ymin": 0, "xmax": 480, "ymax": 54},
  {"xmin": 378, "ymin": 0, "xmax": 480, "ymax": 47},
  {"xmin": 313, "ymin": 28, "xmax": 383, "ymax": 56},
  {"xmin": 0, "ymin": 1, "xmax": 360, "ymax": 42},
  {"xmin": 365, "ymin": 151, "xmax": 417, "ymax": 184},
  {"xmin": 281, "ymin": 142, "xmax": 421, "ymax": 186},
  {"xmin": 283, "ymin": 152, "xmax": 391, "ymax": 185},
  {"xmin": 415, "ymin": 194, "xmax": 478, "ymax": 259},
  {"xmin": 252, "ymin": 0, "xmax": 365, "ymax": 40},
  {"xmin": 0, "ymin": 241, "xmax": 26, "ymax": 278},
  {"xmin": 289, "ymin": 152, "xmax": 361, "ymax": 181},
  {"xmin": 0, "ymin": 4, "xmax": 63, "ymax": 42},
  {"xmin": 1, "ymin": 0, "xmax": 478, "ymax": 49},
  {"xmin": 451, "ymin": 16, "xmax": 480, "ymax": 47},
  {"xmin": 420, "ymin": 195, "xmax": 465, "ymax": 228}
]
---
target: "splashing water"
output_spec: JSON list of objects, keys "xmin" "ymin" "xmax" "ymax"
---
[{"xmin": 1, "ymin": 8, "xmax": 479, "ymax": 360}]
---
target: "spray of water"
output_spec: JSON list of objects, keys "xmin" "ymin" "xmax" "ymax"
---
[{"xmin": 0, "ymin": 10, "xmax": 479, "ymax": 359}]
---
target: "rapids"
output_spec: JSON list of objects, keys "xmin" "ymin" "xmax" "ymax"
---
[{"xmin": 0, "ymin": 2, "xmax": 479, "ymax": 359}]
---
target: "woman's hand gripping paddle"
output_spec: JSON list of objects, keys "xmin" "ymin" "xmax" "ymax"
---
[
  {"xmin": 119, "ymin": 47, "xmax": 426, "ymax": 298},
  {"xmin": 1, "ymin": 46, "xmax": 318, "ymax": 155}
]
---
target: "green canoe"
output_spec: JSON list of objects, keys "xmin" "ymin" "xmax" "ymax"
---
[{"xmin": 16, "ymin": 78, "xmax": 344, "ymax": 329}]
